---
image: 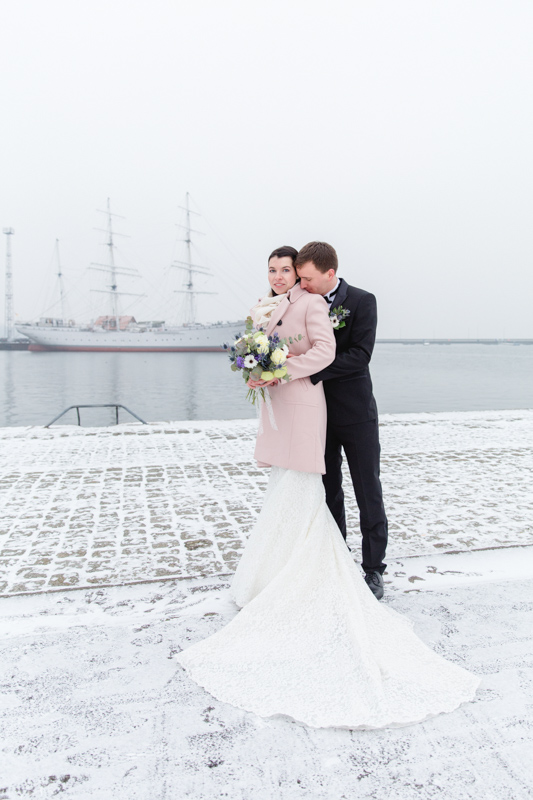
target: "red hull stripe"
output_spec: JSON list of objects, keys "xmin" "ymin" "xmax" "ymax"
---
[{"xmin": 28, "ymin": 345, "xmax": 226, "ymax": 353}]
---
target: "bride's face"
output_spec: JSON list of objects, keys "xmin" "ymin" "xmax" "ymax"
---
[{"xmin": 268, "ymin": 256, "xmax": 298, "ymax": 294}]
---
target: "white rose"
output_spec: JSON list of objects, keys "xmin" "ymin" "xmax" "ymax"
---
[
  {"xmin": 271, "ymin": 348, "xmax": 286, "ymax": 365},
  {"xmin": 255, "ymin": 334, "xmax": 270, "ymax": 354}
]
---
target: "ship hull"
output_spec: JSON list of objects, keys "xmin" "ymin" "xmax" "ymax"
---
[
  {"xmin": 17, "ymin": 321, "xmax": 245, "ymax": 353},
  {"xmin": 27, "ymin": 344, "xmax": 227, "ymax": 352}
]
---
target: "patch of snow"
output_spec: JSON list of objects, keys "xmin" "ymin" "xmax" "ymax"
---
[{"xmin": 0, "ymin": 568, "xmax": 531, "ymax": 799}]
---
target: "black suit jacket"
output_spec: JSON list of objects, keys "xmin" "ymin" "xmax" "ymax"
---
[{"xmin": 310, "ymin": 278, "xmax": 378, "ymax": 425}]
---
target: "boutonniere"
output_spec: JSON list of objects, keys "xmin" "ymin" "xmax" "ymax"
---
[{"xmin": 329, "ymin": 305, "xmax": 350, "ymax": 330}]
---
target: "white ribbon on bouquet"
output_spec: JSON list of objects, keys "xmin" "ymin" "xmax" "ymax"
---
[{"xmin": 256, "ymin": 387, "xmax": 277, "ymax": 435}]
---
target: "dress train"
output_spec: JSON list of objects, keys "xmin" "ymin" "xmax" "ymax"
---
[{"xmin": 176, "ymin": 468, "xmax": 479, "ymax": 729}]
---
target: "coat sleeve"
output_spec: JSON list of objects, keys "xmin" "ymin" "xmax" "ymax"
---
[
  {"xmin": 285, "ymin": 294, "xmax": 336, "ymax": 381},
  {"xmin": 310, "ymin": 292, "xmax": 377, "ymax": 383}
]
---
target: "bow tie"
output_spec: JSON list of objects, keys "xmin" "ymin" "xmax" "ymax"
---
[{"xmin": 324, "ymin": 287, "xmax": 338, "ymax": 305}]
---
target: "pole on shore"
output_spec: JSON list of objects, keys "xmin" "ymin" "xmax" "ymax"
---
[{"xmin": 3, "ymin": 227, "xmax": 14, "ymax": 341}]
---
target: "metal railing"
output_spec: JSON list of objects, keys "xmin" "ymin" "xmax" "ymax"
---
[{"xmin": 44, "ymin": 404, "xmax": 148, "ymax": 428}]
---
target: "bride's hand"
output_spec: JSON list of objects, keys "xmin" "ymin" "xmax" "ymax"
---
[{"xmin": 247, "ymin": 377, "xmax": 279, "ymax": 388}]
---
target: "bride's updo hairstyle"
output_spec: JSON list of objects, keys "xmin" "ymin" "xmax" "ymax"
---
[{"xmin": 268, "ymin": 245, "xmax": 299, "ymax": 296}]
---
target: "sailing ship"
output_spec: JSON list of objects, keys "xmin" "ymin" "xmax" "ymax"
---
[{"xmin": 16, "ymin": 195, "xmax": 244, "ymax": 352}]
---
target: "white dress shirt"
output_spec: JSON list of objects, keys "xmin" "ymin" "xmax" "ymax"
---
[{"xmin": 324, "ymin": 278, "xmax": 340, "ymax": 306}]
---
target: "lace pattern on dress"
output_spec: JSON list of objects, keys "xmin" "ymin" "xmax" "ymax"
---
[{"xmin": 176, "ymin": 467, "xmax": 480, "ymax": 729}]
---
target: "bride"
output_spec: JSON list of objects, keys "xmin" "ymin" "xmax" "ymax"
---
[{"xmin": 176, "ymin": 246, "xmax": 480, "ymax": 729}]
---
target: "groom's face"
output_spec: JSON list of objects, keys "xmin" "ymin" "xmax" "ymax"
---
[{"xmin": 296, "ymin": 261, "xmax": 337, "ymax": 296}]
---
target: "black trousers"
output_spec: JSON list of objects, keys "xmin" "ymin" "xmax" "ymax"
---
[{"xmin": 323, "ymin": 418, "xmax": 388, "ymax": 574}]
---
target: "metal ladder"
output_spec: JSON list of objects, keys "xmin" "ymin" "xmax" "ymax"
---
[{"xmin": 44, "ymin": 404, "xmax": 147, "ymax": 428}]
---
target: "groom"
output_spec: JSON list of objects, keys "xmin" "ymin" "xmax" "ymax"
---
[{"xmin": 295, "ymin": 241, "xmax": 388, "ymax": 600}]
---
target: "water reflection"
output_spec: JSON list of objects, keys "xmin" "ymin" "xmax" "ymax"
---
[
  {"xmin": 2, "ymin": 352, "xmax": 15, "ymax": 426},
  {"xmin": 184, "ymin": 353, "xmax": 198, "ymax": 420},
  {"xmin": 0, "ymin": 345, "xmax": 531, "ymax": 428}
]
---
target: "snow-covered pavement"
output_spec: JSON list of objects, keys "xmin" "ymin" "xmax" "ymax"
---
[
  {"xmin": 1, "ymin": 409, "xmax": 532, "ymax": 596},
  {"xmin": 0, "ymin": 565, "xmax": 532, "ymax": 800},
  {"xmin": 0, "ymin": 410, "xmax": 532, "ymax": 798}
]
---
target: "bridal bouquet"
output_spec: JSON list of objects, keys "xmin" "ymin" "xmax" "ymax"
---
[{"xmin": 224, "ymin": 316, "xmax": 301, "ymax": 404}]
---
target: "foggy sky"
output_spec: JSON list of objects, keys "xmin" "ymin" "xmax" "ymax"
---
[{"xmin": 1, "ymin": 0, "xmax": 532, "ymax": 338}]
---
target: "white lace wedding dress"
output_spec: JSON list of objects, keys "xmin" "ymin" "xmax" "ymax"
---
[{"xmin": 176, "ymin": 467, "xmax": 480, "ymax": 729}]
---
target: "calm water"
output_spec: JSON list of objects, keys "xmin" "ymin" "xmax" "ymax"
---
[{"xmin": 0, "ymin": 344, "xmax": 532, "ymax": 427}]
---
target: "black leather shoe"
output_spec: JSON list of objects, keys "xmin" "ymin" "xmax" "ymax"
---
[{"xmin": 364, "ymin": 571, "xmax": 384, "ymax": 600}]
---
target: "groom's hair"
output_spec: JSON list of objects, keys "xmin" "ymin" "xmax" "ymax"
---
[
  {"xmin": 268, "ymin": 245, "xmax": 298, "ymax": 263},
  {"xmin": 295, "ymin": 241, "xmax": 338, "ymax": 273}
]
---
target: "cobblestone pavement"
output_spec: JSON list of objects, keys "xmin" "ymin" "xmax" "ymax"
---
[{"xmin": 0, "ymin": 410, "xmax": 532, "ymax": 596}]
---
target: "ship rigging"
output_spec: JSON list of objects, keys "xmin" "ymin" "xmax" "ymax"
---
[{"xmin": 16, "ymin": 196, "xmax": 244, "ymax": 352}]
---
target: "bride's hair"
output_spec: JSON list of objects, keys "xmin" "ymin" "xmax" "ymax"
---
[
  {"xmin": 268, "ymin": 245, "xmax": 298, "ymax": 263},
  {"xmin": 268, "ymin": 246, "xmax": 299, "ymax": 296}
]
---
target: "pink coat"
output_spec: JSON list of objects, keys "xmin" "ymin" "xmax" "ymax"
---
[{"xmin": 253, "ymin": 282, "xmax": 336, "ymax": 474}]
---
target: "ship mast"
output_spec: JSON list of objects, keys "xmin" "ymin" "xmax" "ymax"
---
[
  {"xmin": 172, "ymin": 192, "xmax": 215, "ymax": 325},
  {"xmin": 184, "ymin": 193, "xmax": 194, "ymax": 324},
  {"xmin": 104, "ymin": 197, "xmax": 119, "ymax": 331},
  {"xmin": 3, "ymin": 228, "xmax": 14, "ymax": 341},
  {"xmin": 54, "ymin": 239, "xmax": 66, "ymax": 322},
  {"xmin": 90, "ymin": 199, "xmax": 141, "ymax": 331}
]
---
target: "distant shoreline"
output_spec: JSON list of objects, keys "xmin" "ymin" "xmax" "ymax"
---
[
  {"xmin": 1, "ymin": 338, "xmax": 532, "ymax": 351},
  {"xmin": 376, "ymin": 339, "xmax": 533, "ymax": 345}
]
